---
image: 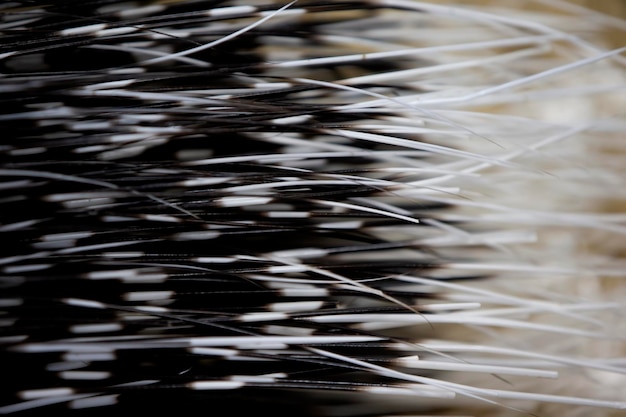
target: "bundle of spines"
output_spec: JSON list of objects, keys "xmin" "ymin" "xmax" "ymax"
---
[{"xmin": 1, "ymin": 1, "xmax": 625, "ymax": 416}]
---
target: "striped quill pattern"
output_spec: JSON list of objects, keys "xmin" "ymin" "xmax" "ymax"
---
[{"xmin": 1, "ymin": 1, "xmax": 625, "ymax": 416}]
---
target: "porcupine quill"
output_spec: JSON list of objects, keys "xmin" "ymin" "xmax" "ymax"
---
[{"xmin": 1, "ymin": 1, "xmax": 626, "ymax": 416}]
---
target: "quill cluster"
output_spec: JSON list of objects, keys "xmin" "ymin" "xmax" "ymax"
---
[{"xmin": 1, "ymin": 1, "xmax": 625, "ymax": 416}]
